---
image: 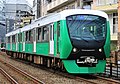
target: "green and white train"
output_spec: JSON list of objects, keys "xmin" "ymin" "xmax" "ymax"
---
[{"xmin": 6, "ymin": 9, "xmax": 110, "ymax": 74}]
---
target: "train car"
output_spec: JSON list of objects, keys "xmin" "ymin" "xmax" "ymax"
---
[
  {"xmin": 0, "ymin": 42, "xmax": 6, "ymax": 52},
  {"xmin": 5, "ymin": 9, "xmax": 110, "ymax": 74}
]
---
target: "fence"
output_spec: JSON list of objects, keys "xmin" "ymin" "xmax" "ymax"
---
[{"xmin": 100, "ymin": 62, "xmax": 120, "ymax": 80}]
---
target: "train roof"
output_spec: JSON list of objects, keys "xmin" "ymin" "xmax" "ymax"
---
[{"xmin": 6, "ymin": 9, "xmax": 108, "ymax": 37}]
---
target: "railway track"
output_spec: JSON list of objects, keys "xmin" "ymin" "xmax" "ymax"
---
[
  {"xmin": 0, "ymin": 58, "xmax": 45, "ymax": 84},
  {"xmin": 0, "ymin": 67, "xmax": 18, "ymax": 84},
  {"xmin": 92, "ymin": 75, "xmax": 120, "ymax": 84},
  {"xmin": 51, "ymin": 70, "xmax": 120, "ymax": 84},
  {"xmin": 0, "ymin": 52, "xmax": 120, "ymax": 84}
]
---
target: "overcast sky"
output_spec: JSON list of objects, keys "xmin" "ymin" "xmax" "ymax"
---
[{"xmin": 26, "ymin": 0, "xmax": 33, "ymax": 6}]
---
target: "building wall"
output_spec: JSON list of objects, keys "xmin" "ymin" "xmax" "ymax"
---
[
  {"xmin": 33, "ymin": 0, "xmax": 41, "ymax": 20},
  {"xmin": 0, "ymin": 0, "xmax": 6, "ymax": 42},
  {"xmin": 0, "ymin": 0, "xmax": 5, "ymax": 22},
  {"xmin": 92, "ymin": 0, "xmax": 118, "ymax": 42},
  {"xmin": 39, "ymin": 0, "xmax": 93, "ymax": 16},
  {"xmin": 5, "ymin": 0, "xmax": 33, "ymax": 32}
]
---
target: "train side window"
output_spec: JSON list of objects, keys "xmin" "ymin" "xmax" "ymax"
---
[
  {"xmin": 12, "ymin": 35, "xmax": 16, "ymax": 43},
  {"xmin": 50, "ymin": 24, "xmax": 54, "ymax": 41},
  {"xmin": 18, "ymin": 33, "xmax": 22, "ymax": 42},
  {"xmin": 8, "ymin": 36, "xmax": 10, "ymax": 43},
  {"xmin": 28, "ymin": 30, "xmax": 33, "ymax": 42}
]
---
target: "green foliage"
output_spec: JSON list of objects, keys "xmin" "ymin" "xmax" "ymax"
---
[{"xmin": 110, "ymin": 43, "xmax": 117, "ymax": 51}]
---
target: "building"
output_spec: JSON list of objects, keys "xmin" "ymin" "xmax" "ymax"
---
[
  {"xmin": 0, "ymin": 0, "xmax": 6, "ymax": 42},
  {"xmin": 0, "ymin": 0, "xmax": 5, "ymax": 26},
  {"xmin": 33, "ymin": 0, "xmax": 41, "ymax": 20},
  {"xmin": 5, "ymin": 0, "xmax": 33, "ymax": 33},
  {"xmin": 92, "ymin": 0, "xmax": 118, "ymax": 50},
  {"xmin": 38, "ymin": 0, "xmax": 93, "ymax": 17}
]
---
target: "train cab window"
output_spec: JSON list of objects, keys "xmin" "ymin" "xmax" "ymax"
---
[{"xmin": 42, "ymin": 26, "xmax": 49, "ymax": 42}]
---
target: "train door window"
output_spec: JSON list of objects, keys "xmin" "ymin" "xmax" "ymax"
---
[
  {"xmin": 38, "ymin": 27, "xmax": 42, "ymax": 41},
  {"xmin": 57, "ymin": 21, "xmax": 60, "ymax": 37},
  {"xmin": 57, "ymin": 21, "xmax": 60, "ymax": 54},
  {"xmin": 50, "ymin": 25, "xmax": 54, "ymax": 40}
]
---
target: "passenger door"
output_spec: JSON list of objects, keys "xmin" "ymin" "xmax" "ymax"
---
[
  {"xmin": 49, "ymin": 24, "xmax": 54, "ymax": 54},
  {"xmin": 23, "ymin": 32, "xmax": 25, "ymax": 52},
  {"xmin": 33, "ymin": 28, "xmax": 36, "ymax": 52}
]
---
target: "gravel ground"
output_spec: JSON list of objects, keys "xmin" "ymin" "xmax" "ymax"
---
[{"xmin": 0, "ymin": 52, "xmax": 87, "ymax": 84}]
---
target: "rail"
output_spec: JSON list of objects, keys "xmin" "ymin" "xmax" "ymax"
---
[
  {"xmin": 0, "ymin": 67, "xmax": 18, "ymax": 84},
  {"xmin": 0, "ymin": 59, "xmax": 45, "ymax": 84}
]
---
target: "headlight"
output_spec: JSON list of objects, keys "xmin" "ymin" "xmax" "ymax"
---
[
  {"xmin": 73, "ymin": 48, "xmax": 77, "ymax": 52},
  {"xmin": 99, "ymin": 49, "xmax": 102, "ymax": 52}
]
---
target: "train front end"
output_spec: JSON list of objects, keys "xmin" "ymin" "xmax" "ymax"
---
[{"xmin": 61, "ymin": 10, "xmax": 110, "ymax": 74}]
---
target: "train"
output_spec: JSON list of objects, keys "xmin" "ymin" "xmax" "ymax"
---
[
  {"xmin": 0, "ymin": 42, "xmax": 6, "ymax": 52},
  {"xmin": 5, "ymin": 9, "xmax": 110, "ymax": 74}
]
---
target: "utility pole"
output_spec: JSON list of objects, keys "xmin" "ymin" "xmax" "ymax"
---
[
  {"xmin": 117, "ymin": 0, "xmax": 120, "ymax": 62},
  {"xmin": 118, "ymin": 1, "xmax": 120, "ymax": 50}
]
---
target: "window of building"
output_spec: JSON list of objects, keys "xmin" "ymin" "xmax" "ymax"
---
[
  {"xmin": 65, "ymin": 6, "xmax": 68, "ymax": 9},
  {"xmin": 77, "ymin": 0, "xmax": 80, "ymax": 7},
  {"xmin": 97, "ymin": 0, "xmax": 105, "ymax": 5},
  {"xmin": 72, "ymin": 5, "xmax": 75, "ymax": 9},
  {"xmin": 106, "ymin": 0, "xmax": 118, "ymax": 5},
  {"xmin": 47, "ymin": 0, "xmax": 52, "ymax": 3},
  {"xmin": 113, "ymin": 13, "xmax": 118, "ymax": 34},
  {"xmin": 114, "ymin": 0, "xmax": 118, "ymax": 4}
]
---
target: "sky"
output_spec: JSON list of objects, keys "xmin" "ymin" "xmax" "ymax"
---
[{"xmin": 26, "ymin": 0, "xmax": 33, "ymax": 6}]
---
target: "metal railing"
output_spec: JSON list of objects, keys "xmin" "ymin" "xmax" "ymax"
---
[{"xmin": 103, "ymin": 62, "xmax": 120, "ymax": 80}]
